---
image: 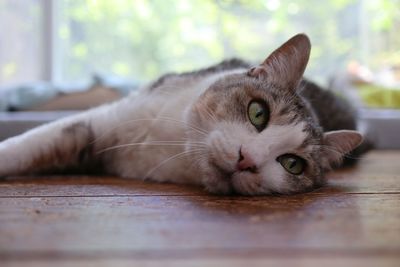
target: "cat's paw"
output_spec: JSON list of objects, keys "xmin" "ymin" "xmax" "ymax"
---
[{"xmin": 0, "ymin": 142, "xmax": 18, "ymax": 177}]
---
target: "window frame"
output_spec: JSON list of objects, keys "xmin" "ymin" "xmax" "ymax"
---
[
  {"xmin": 0, "ymin": 0, "xmax": 398, "ymax": 149},
  {"xmin": 41, "ymin": 0, "xmax": 60, "ymax": 83}
]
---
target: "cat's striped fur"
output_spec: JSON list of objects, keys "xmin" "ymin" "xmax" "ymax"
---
[{"xmin": 0, "ymin": 34, "xmax": 364, "ymax": 195}]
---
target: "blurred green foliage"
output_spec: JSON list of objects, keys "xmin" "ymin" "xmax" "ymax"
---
[{"xmin": 60, "ymin": 0, "xmax": 400, "ymax": 84}]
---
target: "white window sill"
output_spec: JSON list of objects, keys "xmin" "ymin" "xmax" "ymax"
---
[
  {"xmin": 0, "ymin": 109, "xmax": 399, "ymax": 149},
  {"xmin": 0, "ymin": 111, "xmax": 78, "ymax": 142},
  {"xmin": 359, "ymin": 108, "xmax": 400, "ymax": 149}
]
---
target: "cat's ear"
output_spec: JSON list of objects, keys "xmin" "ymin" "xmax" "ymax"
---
[
  {"xmin": 248, "ymin": 33, "xmax": 311, "ymax": 90},
  {"xmin": 321, "ymin": 130, "xmax": 363, "ymax": 168}
]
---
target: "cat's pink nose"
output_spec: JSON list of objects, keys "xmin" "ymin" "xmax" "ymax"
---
[{"xmin": 237, "ymin": 147, "xmax": 257, "ymax": 172}]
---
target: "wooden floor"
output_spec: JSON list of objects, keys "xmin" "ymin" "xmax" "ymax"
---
[{"xmin": 0, "ymin": 151, "xmax": 399, "ymax": 267}]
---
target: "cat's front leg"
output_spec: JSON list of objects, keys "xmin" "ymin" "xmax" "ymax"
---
[{"xmin": 0, "ymin": 114, "xmax": 96, "ymax": 177}]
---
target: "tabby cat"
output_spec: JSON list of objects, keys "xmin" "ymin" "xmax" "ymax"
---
[{"xmin": 0, "ymin": 34, "xmax": 363, "ymax": 195}]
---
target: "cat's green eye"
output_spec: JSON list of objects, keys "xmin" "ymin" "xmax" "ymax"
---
[
  {"xmin": 277, "ymin": 154, "xmax": 306, "ymax": 175},
  {"xmin": 248, "ymin": 100, "xmax": 269, "ymax": 131}
]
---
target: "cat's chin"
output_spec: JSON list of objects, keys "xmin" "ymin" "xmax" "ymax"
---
[
  {"xmin": 230, "ymin": 172, "xmax": 268, "ymax": 196},
  {"xmin": 202, "ymin": 161, "xmax": 267, "ymax": 196},
  {"xmin": 202, "ymin": 174, "xmax": 233, "ymax": 195},
  {"xmin": 201, "ymin": 162, "xmax": 234, "ymax": 195}
]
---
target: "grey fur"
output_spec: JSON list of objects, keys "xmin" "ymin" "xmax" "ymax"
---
[{"xmin": 0, "ymin": 34, "xmax": 366, "ymax": 195}]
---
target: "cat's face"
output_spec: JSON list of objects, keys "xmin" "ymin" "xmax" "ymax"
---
[
  {"xmin": 185, "ymin": 34, "xmax": 362, "ymax": 195},
  {"xmin": 188, "ymin": 75, "xmax": 324, "ymax": 195}
]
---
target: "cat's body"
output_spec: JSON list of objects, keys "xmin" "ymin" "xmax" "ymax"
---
[
  {"xmin": 0, "ymin": 63, "xmax": 248, "ymax": 184},
  {"xmin": 0, "ymin": 34, "xmax": 364, "ymax": 195}
]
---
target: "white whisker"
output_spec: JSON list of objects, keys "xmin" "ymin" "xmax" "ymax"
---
[
  {"xmin": 91, "ymin": 117, "xmax": 208, "ymax": 146},
  {"xmin": 96, "ymin": 141, "xmax": 206, "ymax": 154},
  {"xmin": 144, "ymin": 149, "xmax": 206, "ymax": 179},
  {"xmin": 199, "ymin": 102, "xmax": 218, "ymax": 124},
  {"xmin": 158, "ymin": 116, "xmax": 208, "ymax": 136}
]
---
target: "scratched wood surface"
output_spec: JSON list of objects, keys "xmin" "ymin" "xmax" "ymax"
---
[{"xmin": 0, "ymin": 151, "xmax": 399, "ymax": 267}]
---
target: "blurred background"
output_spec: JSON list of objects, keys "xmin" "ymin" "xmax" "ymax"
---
[
  {"xmin": 1, "ymin": 0, "xmax": 399, "ymax": 85},
  {"xmin": 0, "ymin": 0, "xmax": 399, "ymax": 147}
]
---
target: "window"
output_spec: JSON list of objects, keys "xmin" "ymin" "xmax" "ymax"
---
[
  {"xmin": 0, "ymin": 0, "xmax": 43, "ymax": 86},
  {"xmin": 1, "ymin": 0, "xmax": 398, "ymax": 87},
  {"xmin": 0, "ymin": 0, "xmax": 399, "ymax": 147}
]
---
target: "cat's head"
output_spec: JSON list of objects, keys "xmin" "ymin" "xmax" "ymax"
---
[{"xmin": 186, "ymin": 34, "xmax": 363, "ymax": 195}]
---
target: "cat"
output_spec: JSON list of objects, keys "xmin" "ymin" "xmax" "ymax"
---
[{"xmin": 0, "ymin": 34, "xmax": 364, "ymax": 195}]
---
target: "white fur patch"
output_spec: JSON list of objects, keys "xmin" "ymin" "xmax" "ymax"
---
[
  {"xmin": 202, "ymin": 120, "xmax": 308, "ymax": 194},
  {"xmin": 243, "ymin": 122, "xmax": 307, "ymax": 166},
  {"xmin": 244, "ymin": 122, "xmax": 307, "ymax": 192}
]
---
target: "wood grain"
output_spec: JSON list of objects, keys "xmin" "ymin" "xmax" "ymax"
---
[
  {"xmin": 0, "ymin": 176, "xmax": 206, "ymax": 197},
  {"xmin": 0, "ymin": 151, "xmax": 399, "ymax": 266},
  {"xmin": 1, "ymin": 151, "xmax": 399, "ymax": 197},
  {"xmin": 1, "ymin": 194, "xmax": 399, "ymax": 253},
  {"xmin": 3, "ymin": 257, "xmax": 400, "ymax": 267}
]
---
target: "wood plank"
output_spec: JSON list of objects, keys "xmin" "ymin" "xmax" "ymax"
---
[
  {"xmin": 3, "ymin": 257, "xmax": 400, "ymax": 267},
  {"xmin": 0, "ymin": 151, "xmax": 399, "ymax": 197},
  {"xmin": 0, "ymin": 150, "xmax": 399, "ymax": 266},
  {"xmin": 325, "ymin": 150, "xmax": 400, "ymax": 193},
  {"xmin": 0, "ymin": 176, "xmax": 205, "ymax": 197},
  {"xmin": 0, "ymin": 194, "xmax": 399, "ymax": 254}
]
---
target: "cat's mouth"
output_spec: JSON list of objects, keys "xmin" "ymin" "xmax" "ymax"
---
[{"xmin": 209, "ymin": 161, "xmax": 262, "ymax": 195}]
